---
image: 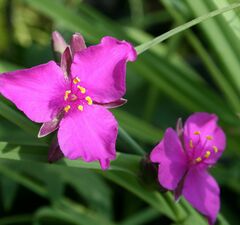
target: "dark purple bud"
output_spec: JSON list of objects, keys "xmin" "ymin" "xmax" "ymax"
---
[
  {"xmin": 61, "ymin": 47, "xmax": 72, "ymax": 79},
  {"xmin": 70, "ymin": 33, "xmax": 86, "ymax": 56},
  {"xmin": 48, "ymin": 138, "xmax": 64, "ymax": 163}
]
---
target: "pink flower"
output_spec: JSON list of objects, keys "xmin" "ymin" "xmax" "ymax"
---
[
  {"xmin": 0, "ymin": 34, "xmax": 137, "ymax": 169},
  {"xmin": 150, "ymin": 112, "xmax": 226, "ymax": 225}
]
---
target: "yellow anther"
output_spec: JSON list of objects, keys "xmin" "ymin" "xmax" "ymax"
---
[
  {"xmin": 73, "ymin": 77, "xmax": 81, "ymax": 84},
  {"xmin": 204, "ymin": 151, "xmax": 211, "ymax": 159},
  {"xmin": 78, "ymin": 105, "xmax": 84, "ymax": 111},
  {"xmin": 195, "ymin": 157, "xmax": 202, "ymax": 163},
  {"xmin": 77, "ymin": 85, "xmax": 86, "ymax": 94},
  {"xmin": 206, "ymin": 135, "xmax": 213, "ymax": 140},
  {"xmin": 194, "ymin": 131, "xmax": 201, "ymax": 135},
  {"xmin": 189, "ymin": 139, "xmax": 194, "ymax": 149},
  {"xmin": 85, "ymin": 96, "xmax": 93, "ymax": 105},
  {"xmin": 64, "ymin": 105, "xmax": 71, "ymax": 113},
  {"xmin": 64, "ymin": 90, "xmax": 71, "ymax": 101},
  {"xmin": 213, "ymin": 146, "xmax": 218, "ymax": 153}
]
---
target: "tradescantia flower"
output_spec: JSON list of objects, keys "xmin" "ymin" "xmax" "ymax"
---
[
  {"xmin": 0, "ymin": 34, "xmax": 137, "ymax": 169},
  {"xmin": 150, "ymin": 112, "xmax": 226, "ymax": 225}
]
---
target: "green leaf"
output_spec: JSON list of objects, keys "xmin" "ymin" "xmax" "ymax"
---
[
  {"xmin": 0, "ymin": 97, "xmax": 40, "ymax": 137},
  {"xmin": 20, "ymin": 0, "xmax": 103, "ymax": 42},
  {"xmin": 135, "ymin": 2, "xmax": 240, "ymax": 54},
  {"xmin": 183, "ymin": 0, "xmax": 240, "ymax": 96},
  {"xmin": 1, "ymin": 176, "xmax": 18, "ymax": 211},
  {"xmin": 0, "ymin": 144, "xmax": 188, "ymax": 223},
  {"xmin": 114, "ymin": 109, "xmax": 163, "ymax": 144},
  {"xmin": 58, "ymin": 168, "xmax": 113, "ymax": 217},
  {"xmin": 119, "ymin": 207, "xmax": 160, "ymax": 225},
  {"xmin": 0, "ymin": 214, "xmax": 33, "ymax": 225},
  {"xmin": 162, "ymin": 0, "xmax": 240, "ymax": 112},
  {"xmin": 0, "ymin": 60, "xmax": 21, "ymax": 72},
  {"xmin": 0, "ymin": 116, "xmax": 46, "ymax": 146}
]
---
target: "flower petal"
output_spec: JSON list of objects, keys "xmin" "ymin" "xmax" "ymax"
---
[
  {"xmin": 183, "ymin": 112, "xmax": 226, "ymax": 162},
  {"xmin": 150, "ymin": 128, "xmax": 188, "ymax": 190},
  {"xmin": 57, "ymin": 105, "xmax": 117, "ymax": 169},
  {"xmin": 71, "ymin": 36, "xmax": 137, "ymax": 103},
  {"xmin": 182, "ymin": 168, "xmax": 220, "ymax": 225},
  {"xmin": 70, "ymin": 33, "xmax": 86, "ymax": 55},
  {"xmin": 0, "ymin": 61, "xmax": 66, "ymax": 123}
]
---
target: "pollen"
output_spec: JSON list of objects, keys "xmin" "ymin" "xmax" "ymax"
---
[
  {"xmin": 78, "ymin": 105, "xmax": 84, "ymax": 111},
  {"xmin": 204, "ymin": 151, "xmax": 211, "ymax": 158},
  {"xmin": 195, "ymin": 157, "xmax": 202, "ymax": 163},
  {"xmin": 194, "ymin": 131, "xmax": 201, "ymax": 135},
  {"xmin": 64, "ymin": 90, "xmax": 71, "ymax": 101},
  {"xmin": 73, "ymin": 77, "xmax": 81, "ymax": 84},
  {"xmin": 213, "ymin": 146, "xmax": 218, "ymax": 153},
  {"xmin": 64, "ymin": 105, "xmax": 71, "ymax": 113},
  {"xmin": 77, "ymin": 85, "xmax": 86, "ymax": 94},
  {"xmin": 206, "ymin": 135, "xmax": 213, "ymax": 140},
  {"xmin": 85, "ymin": 96, "xmax": 93, "ymax": 105},
  {"xmin": 189, "ymin": 139, "xmax": 194, "ymax": 149}
]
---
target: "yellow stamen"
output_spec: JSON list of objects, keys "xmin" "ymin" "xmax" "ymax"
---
[
  {"xmin": 64, "ymin": 105, "xmax": 71, "ymax": 113},
  {"xmin": 85, "ymin": 96, "xmax": 93, "ymax": 105},
  {"xmin": 206, "ymin": 135, "xmax": 213, "ymax": 140},
  {"xmin": 213, "ymin": 146, "xmax": 218, "ymax": 153},
  {"xmin": 195, "ymin": 157, "xmax": 202, "ymax": 163},
  {"xmin": 78, "ymin": 105, "xmax": 84, "ymax": 111},
  {"xmin": 189, "ymin": 139, "xmax": 194, "ymax": 149},
  {"xmin": 77, "ymin": 85, "xmax": 86, "ymax": 94},
  {"xmin": 194, "ymin": 131, "xmax": 201, "ymax": 135},
  {"xmin": 204, "ymin": 151, "xmax": 211, "ymax": 159},
  {"xmin": 64, "ymin": 90, "xmax": 71, "ymax": 101},
  {"xmin": 73, "ymin": 77, "xmax": 81, "ymax": 84}
]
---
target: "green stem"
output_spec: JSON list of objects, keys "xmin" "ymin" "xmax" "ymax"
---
[
  {"xmin": 118, "ymin": 126, "xmax": 145, "ymax": 155},
  {"xmin": 164, "ymin": 192, "xmax": 186, "ymax": 223},
  {"xmin": 135, "ymin": 2, "xmax": 240, "ymax": 54}
]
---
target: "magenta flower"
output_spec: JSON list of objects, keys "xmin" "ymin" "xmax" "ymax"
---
[
  {"xmin": 150, "ymin": 112, "xmax": 226, "ymax": 224},
  {"xmin": 0, "ymin": 35, "xmax": 136, "ymax": 169}
]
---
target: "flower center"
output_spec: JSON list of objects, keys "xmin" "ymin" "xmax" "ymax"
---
[
  {"xmin": 188, "ymin": 131, "xmax": 219, "ymax": 164},
  {"xmin": 63, "ymin": 76, "xmax": 93, "ymax": 113}
]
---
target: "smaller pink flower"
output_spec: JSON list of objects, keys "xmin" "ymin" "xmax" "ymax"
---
[
  {"xmin": 150, "ymin": 112, "xmax": 226, "ymax": 225},
  {"xmin": 0, "ymin": 34, "xmax": 137, "ymax": 169}
]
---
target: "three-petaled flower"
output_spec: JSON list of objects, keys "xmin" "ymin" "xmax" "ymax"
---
[
  {"xmin": 0, "ymin": 34, "xmax": 136, "ymax": 169},
  {"xmin": 150, "ymin": 112, "xmax": 226, "ymax": 225}
]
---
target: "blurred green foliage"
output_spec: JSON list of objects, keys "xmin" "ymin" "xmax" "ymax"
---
[{"xmin": 0, "ymin": 0, "xmax": 240, "ymax": 224}]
